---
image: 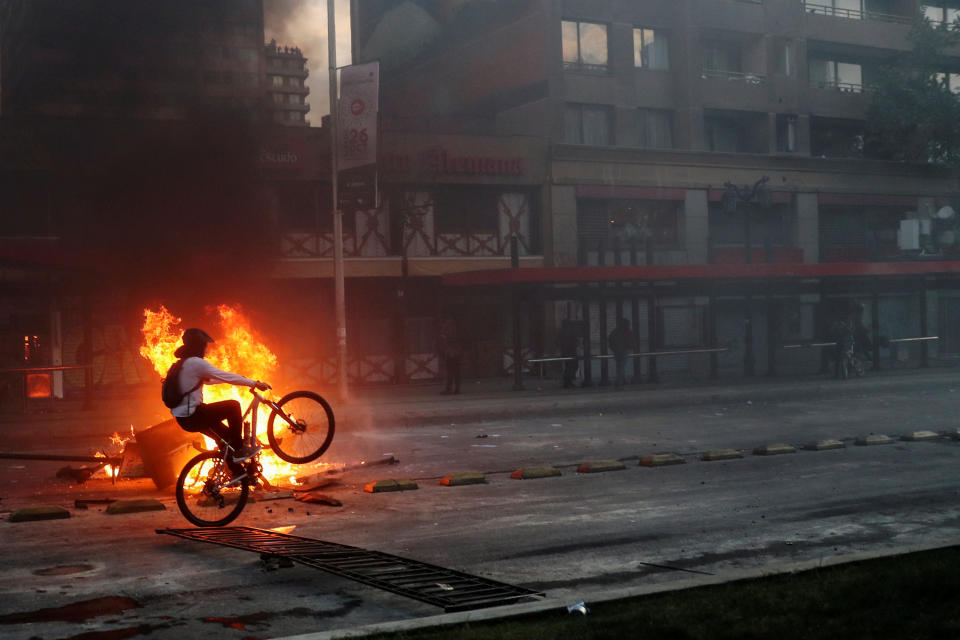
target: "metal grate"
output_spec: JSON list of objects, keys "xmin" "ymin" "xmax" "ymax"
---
[{"xmin": 158, "ymin": 526, "xmax": 544, "ymax": 612}]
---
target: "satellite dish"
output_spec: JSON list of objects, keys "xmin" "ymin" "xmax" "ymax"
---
[{"xmin": 936, "ymin": 206, "xmax": 955, "ymax": 219}]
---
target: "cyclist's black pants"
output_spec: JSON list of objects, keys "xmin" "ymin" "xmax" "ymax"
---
[{"xmin": 176, "ymin": 400, "xmax": 244, "ymax": 472}]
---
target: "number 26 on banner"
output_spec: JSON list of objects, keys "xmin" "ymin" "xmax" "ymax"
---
[{"xmin": 344, "ymin": 128, "xmax": 368, "ymax": 154}]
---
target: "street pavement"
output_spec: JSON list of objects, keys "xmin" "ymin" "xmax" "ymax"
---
[{"xmin": 1, "ymin": 367, "xmax": 959, "ymax": 639}]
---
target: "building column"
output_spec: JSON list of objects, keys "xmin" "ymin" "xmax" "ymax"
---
[
  {"xmin": 550, "ymin": 185, "xmax": 578, "ymax": 267},
  {"xmin": 685, "ymin": 189, "xmax": 710, "ymax": 264},
  {"xmin": 795, "ymin": 193, "xmax": 819, "ymax": 263}
]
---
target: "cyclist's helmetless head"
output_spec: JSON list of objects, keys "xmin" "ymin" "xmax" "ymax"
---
[{"xmin": 175, "ymin": 328, "xmax": 215, "ymax": 359}]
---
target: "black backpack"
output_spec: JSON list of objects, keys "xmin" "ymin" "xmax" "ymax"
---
[{"xmin": 161, "ymin": 359, "xmax": 201, "ymax": 409}]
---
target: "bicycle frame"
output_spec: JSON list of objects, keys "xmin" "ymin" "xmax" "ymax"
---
[{"xmin": 240, "ymin": 387, "xmax": 300, "ymax": 446}]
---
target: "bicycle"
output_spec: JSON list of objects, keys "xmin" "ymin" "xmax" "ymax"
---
[{"xmin": 175, "ymin": 387, "xmax": 335, "ymax": 527}]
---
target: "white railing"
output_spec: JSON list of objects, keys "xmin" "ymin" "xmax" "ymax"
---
[
  {"xmin": 700, "ymin": 69, "xmax": 767, "ymax": 84},
  {"xmin": 804, "ymin": 2, "xmax": 913, "ymax": 24}
]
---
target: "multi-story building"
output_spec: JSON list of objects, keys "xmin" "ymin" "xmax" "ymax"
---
[
  {"xmin": 335, "ymin": 0, "xmax": 960, "ymax": 383},
  {"xmin": 264, "ymin": 40, "xmax": 311, "ymax": 126}
]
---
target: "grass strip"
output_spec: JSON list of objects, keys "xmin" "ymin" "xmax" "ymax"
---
[{"xmin": 356, "ymin": 546, "xmax": 960, "ymax": 640}]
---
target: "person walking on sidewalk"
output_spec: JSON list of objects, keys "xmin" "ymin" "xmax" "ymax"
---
[
  {"xmin": 608, "ymin": 317, "xmax": 634, "ymax": 390},
  {"xmin": 167, "ymin": 328, "xmax": 272, "ymax": 479},
  {"xmin": 438, "ymin": 316, "xmax": 463, "ymax": 395}
]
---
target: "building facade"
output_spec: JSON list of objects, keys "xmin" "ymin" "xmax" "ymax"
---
[
  {"xmin": 344, "ymin": 0, "xmax": 960, "ymax": 382},
  {"xmin": 264, "ymin": 40, "xmax": 311, "ymax": 126}
]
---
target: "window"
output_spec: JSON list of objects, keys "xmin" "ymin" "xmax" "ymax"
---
[
  {"xmin": 774, "ymin": 39, "xmax": 793, "ymax": 76},
  {"xmin": 703, "ymin": 41, "xmax": 741, "ymax": 73},
  {"xmin": 272, "ymin": 92, "xmax": 285, "ymax": 104},
  {"xmin": 637, "ymin": 109, "xmax": 673, "ymax": 149},
  {"xmin": 936, "ymin": 71, "xmax": 960, "ymax": 93},
  {"xmin": 811, "ymin": 117, "xmax": 864, "ymax": 157},
  {"xmin": 809, "ymin": 58, "xmax": 862, "ymax": 92},
  {"xmin": 776, "ymin": 114, "xmax": 797, "ymax": 152},
  {"xmin": 634, "ymin": 28, "xmax": 669, "ymax": 70},
  {"xmin": 565, "ymin": 104, "xmax": 612, "ymax": 145},
  {"xmin": 924, "ymin": 3, "xmax": 960, "ymax": 23},
  {"xmin": 287, "ymin": 77, "xmax": 301, "ymax": 87},
  {"xmin": 577, "ymin": 199, "xmax": 681, "ymax": 246},
  {"xmin": 705, "ymin": 115, "xmax": 744, "ymax": 152},
  {"xmin": 434, "ymin": 187, "xmax": 499, "ymax": 232},
  {"xmin": 561, "ymin": 19, "xmax": 608, "ymax": 72},
  {"xmin": 271, "ymin": 75, "xmax": 283, "ymax": 87}
]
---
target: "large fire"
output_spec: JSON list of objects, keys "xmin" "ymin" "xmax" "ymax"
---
[{"xmin": 139, "ymin": 304, "xmax": 316, "ymax": 486}]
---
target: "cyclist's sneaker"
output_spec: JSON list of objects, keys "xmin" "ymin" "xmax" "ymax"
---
[{"xmin": 232, "ymin": 444, "xmax": 263, "ymax": 464}]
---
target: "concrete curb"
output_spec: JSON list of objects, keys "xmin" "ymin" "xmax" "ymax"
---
[
  {"xmin": 752, "ymin": 443, "xmax": 797, "ymax": 456},
  {"xmin": 510, "ymin": 466, "xmax": 561, "ymax": 480},
  {"xmin": 7, "ymin": 505, "xmax": 71, "ymax": 522},
  {"xmin": 855, "ymin": 434, "xmax": 895, "ymax": 446},
  {"xmin": 363, "ymin": 479, "xmax": 418, "ymax": 493},
  {"xmin": 901, "ymin": 430, "xmax": 939, "ymax": 441},
  {"xmin": 267, "ymin": 538, "xmax": 960, "ymax": 640},
  {"xmin": 104, "ymin": 499, "xmax": 166, "ymax": 515},
  {"xmin": 638, "ymin": 453, "xmax": 686, "ymax": 467},
  {"xmin": 439, "ymin": 472, "xmax": 486, "ymax": 486},
  {"xmin": 805, "ymin": 439, "xmax": 846, "ymax": 451},
  {"xmin": 576, "ymin": 460, "xmax": 626, "ymax": 473},
  {"xmin": 700, "ymin": 449, "xmax": 743, "ymax": 461}
]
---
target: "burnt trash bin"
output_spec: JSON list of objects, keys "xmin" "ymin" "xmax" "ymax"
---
[{"xmin": 135, "ymin": 419, "xmax": 204, "ymax": 490}]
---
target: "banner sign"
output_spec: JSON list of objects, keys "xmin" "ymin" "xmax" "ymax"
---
[{"xmin": 337, "ymin": 61, "xmax": 379, "ymax": 210}]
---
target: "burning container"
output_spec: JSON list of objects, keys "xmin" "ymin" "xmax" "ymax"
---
[{"xmin": 136, "ymin": 419, "xmax": 202, "ymax": 489}]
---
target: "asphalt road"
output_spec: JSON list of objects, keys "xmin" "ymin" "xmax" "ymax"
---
[{"xmin": 1, "ymin": 381, "xmax": 959, "ymax": 639}]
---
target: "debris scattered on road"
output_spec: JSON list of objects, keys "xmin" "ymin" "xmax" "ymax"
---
[
  {"xmin": 294, "ymin": 492, "xmax": 342, "ymax": 506},
  {"xmin": 566, "ymin": 601, "xmax": 588, "ymax": 615},
  {"xmin": 56, "ymin": 465, "xmax": 100, "ymax": 484},
  {"xmin": 476, "ymin": 434, "xmax": 488, "ymax": 438},
  {"xmin": 471, "ymin": 444, "xmax": 497, "ymax": 448}
]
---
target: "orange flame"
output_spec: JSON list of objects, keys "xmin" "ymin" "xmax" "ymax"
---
[{"xmin": 139, "ymin": 304, "xmax": 318, "ymax": 486}]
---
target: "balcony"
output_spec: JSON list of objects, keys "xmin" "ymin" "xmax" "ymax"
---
[
  {"xmin": 700, "ymin": 69, "xmax": 766, "ymax": 85},
  {"xmin": 803, "ymin": 1, "xmax": 913, "ymax": 24}
]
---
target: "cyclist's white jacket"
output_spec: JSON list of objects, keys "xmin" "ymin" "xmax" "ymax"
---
[{"xmin": 170, "ymin": 356, "xmax": 257, "ymax": 418}]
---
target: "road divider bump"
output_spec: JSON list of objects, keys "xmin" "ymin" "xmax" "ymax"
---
[
  {"xmin": 577, "ymin": 460, "xmax": 627, "ymax": 473},
  {"xmin": 855, "ymin": 434, "xmax": 895, "ymax": 446},
  {"xmin": 510, "ymin": 466, "xmax": 561, "ymax": 480},
  {"xmin": 439, "ymin": 472, "xmax": 487, "ymax": 486},
  {"xmin": 105, "ymin": 499, "xmax": 166, "ymax": 515},
  {"xmin": 752, "ymin": 443, "xmax": 797, "ymax": 456},
  {"xmin": 638, "ymin": 453, "xmax": 686, "ymax": 467},
  {"xmin": 8, "ymin": 505, "xmax": 71, "ymax": 522},
  {"xmin": 805, "ymin": 439, "xmax": 845, "ymax": 451},
  {"xmin": 364, "ymin": 479, "xmax": 419, "ymax": 493},
  {"xmin": 901, "ymin": 430, "xmax": 939, "ymax": 441},
  {"xmin": 941, "ymin": 428, "xmax": 960, "ymax": 440},
  {"xmin": 700, "ymin": 449, "xmax": 744, "ymax": 461}
]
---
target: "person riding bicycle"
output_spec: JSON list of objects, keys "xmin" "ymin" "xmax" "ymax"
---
[{"xmin": 168, "ymin": 328, "xmax": 271, "ymax": 479}]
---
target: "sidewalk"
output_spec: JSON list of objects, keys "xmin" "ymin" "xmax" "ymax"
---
[
  {"xmin": 2, "ymin": 365, "xmax": 958, "ymax": 431},
  {"xmin": 341, "ymin": 366, "xmax": 960, "ymax": 427}
]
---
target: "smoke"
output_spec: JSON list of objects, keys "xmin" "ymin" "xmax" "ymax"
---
[{"xmin": 263, "ymin": 0, "xmax": 352, "ymax": 117}]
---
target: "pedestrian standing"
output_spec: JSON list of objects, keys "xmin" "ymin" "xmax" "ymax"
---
[
  {"xmin": 438, "ymin": 316, "xmax": 462, "ymax": 395},
  {"xmin": 607, "ymin": 317, "xmax": 634, "ymax": 390}
]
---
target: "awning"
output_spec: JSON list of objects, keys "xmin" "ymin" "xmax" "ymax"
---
[{"xmin": 442, "ymin": 260, "xmax": 960, "ymax": 287}]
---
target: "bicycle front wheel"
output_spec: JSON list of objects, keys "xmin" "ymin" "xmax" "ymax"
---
[
  {"xmin": 175, "ymin": 451, "xmax": 249, "ymax": 527},
  {"xmin": 267, "ymin": 390, "xmax": 335, "ymax": 464}
]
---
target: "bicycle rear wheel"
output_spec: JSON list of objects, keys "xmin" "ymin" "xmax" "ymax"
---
[
  {"xmin": 267, "ymin": 390, "xmax": 335, "ymax": 464},
  {"xmin": 175, "ymin": 451, "xmax": 249, "ymax": 527}
]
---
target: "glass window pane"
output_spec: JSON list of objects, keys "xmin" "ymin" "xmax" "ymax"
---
[
  {"xmin": 565, "ymin": 105, "xmax": 583, "ymax": 143},
  {"xmin": 950, "ymin": 73, "xmax": 960, "ymax": 93},
  {"xmin": 578, "ymin": 22, "xmax": 608, "ymax": 66},
  {"xmin": 633, "ymin": 28, "xmax": 644, "ymax": 67},
  {"xmin": 644, "ymin": 30, "xmax": 669, "ymax": 70},
  {"xmin": 562, "ymin": 21, "xmax": 579, "ymax": 64},
  {"xmin": 582, "ymin": 107, "xmax": 610, "ymax": 145},
  {"xmin": 809, "ymin": 58, "xmax": 832, "ymax": 85},
  {"xmin": 948, "ymin": 8, "xmax": 960, "ymax": 21},
  {"xmin": 836, "ymin": 62, "xmax": 862, "ymax": 87},
  {"xmin": 924, "ymin": 6, "xmax": 944, "ymax": 22},
  {"xmin": 638, "ymin": 109, "xmax": 672, "ymax": 149},
  {"xmin": 836, "ymin": 0, "xmax": 862, "ymax": 16}
]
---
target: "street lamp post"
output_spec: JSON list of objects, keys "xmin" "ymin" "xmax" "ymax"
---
[{"xmin": 722, "ymin": 176, "xmax": 771, "ymax": 377}]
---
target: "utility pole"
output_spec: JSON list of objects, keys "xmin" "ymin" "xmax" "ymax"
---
[{"xmin": 328, "ymin": 0, "xmax": 348, "ymax": 401}]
